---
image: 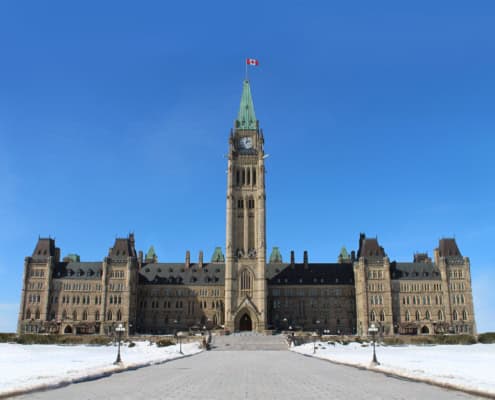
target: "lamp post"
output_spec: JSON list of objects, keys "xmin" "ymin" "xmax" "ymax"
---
[
  {"xmin": 114, "ymin": 323, "xmax": 125, "ymax": 365},
  {"xmin": 368, "ymin": 323, "xmax": 379, "ymax": 366},
  {"xmin": 175, "ymin": 331, "xmax": 184, "ymax": 354}
]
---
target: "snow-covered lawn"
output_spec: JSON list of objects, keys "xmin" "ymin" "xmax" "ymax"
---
[
  {"xmin": 0, "ymin": 341, "xmax": 202, "ymax": 397},
  {"xmin": 292, "ymin": 341, "xmax": 495, "ymax": 396}
]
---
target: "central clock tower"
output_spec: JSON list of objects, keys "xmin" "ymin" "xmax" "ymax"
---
[{"xmin": 224, "ymin": 80, "xmax": 267, "ymax": 332}]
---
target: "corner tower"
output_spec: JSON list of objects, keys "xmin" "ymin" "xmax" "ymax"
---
[{"xmin": 225, "ymin": 80, "xmax": 267, "ymax": 332}]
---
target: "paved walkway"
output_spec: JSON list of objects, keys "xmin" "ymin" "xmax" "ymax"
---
[
  {"xmin": 212, "ymin": 333, "xmax": 287, "ymax": 350},
  {"xmin": 18, "ymin": 347, "xmax": 482, "ymax": 400}
]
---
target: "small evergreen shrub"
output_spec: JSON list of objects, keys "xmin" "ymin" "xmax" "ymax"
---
[
  {"xmin": 0, "ymin": 333, "xmax": 17, "ymax": 342},
  {"xmin": 156, "ymin": 339, "xmax": 175, "ymax": 347},
  {"xmin": 478, "ymin": 332, "xmax": 495, "ymax": 344}
]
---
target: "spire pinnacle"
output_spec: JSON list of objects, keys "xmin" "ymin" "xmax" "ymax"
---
[{"xmin": 236, "ymin": 80, "xmax": 257, "ymax": 130}]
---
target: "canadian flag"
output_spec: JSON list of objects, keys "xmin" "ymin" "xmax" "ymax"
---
[{"xmin": 246, "ymin": 58, "xmax": 259, "ymax": 66}]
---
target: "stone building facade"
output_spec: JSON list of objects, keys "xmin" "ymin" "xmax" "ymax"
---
[{"xmin": 17, "ymin": 80, "xmax": 476, "ymax": 336}]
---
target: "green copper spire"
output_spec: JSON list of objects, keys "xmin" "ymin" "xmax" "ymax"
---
[
  {"xmin": 269, "ymin": 247, "xmax": 283, "ymax": 263},
  {"xmin": 211, "ymin": 247, "xmax": 225, "ymax": 262},
  {"xmin": 146, "ymin": 245, "xmax": 157, "ymax": 262},
  {"xmin": 236, "ymin": 80, "xmax": 257, "ymax": 130}
]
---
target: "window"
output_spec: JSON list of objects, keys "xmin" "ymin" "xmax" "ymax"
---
[
  {"xmin": 95, "ymin": 311, "xmax": 100, "ymax": 321},
  {"xmin": 462, "ymin": 310, "xmax": 468, "ymax": 320},
  {"xmin": 116, "ymin": 310, "xmax": 122, "ymax": 321},
  {"xmin": 107, "ymin": 311, "xmax": 112, "ymax": 321},
  {"xmin": 405, "ymin": 310, "xmax": 410, "ymax": 321},
  {"xmin": 380, "ymin": 311, "xmax": 385, "ymax": 322},
  {"xmin": 438, "ymin": 310, "xmax": 444, "ymax": 321},
  {"xmin": 370, "ymin": 311, "xmax": 376, "ymax": 321},
  {"xmin": 62, "ymin": 310, "xmax": 67, "ymax": 320},
  {"xmin": 239, "ymin": 269, "xmax": 253, "ymax": 297},
  {"xmin": 453, "ymin": 310, "xmax": 458, "ymax": 321},
  {"xmin": 415, "ymin": 310, "xmax": 420, "ymax": 321},
  {"xmin": 82, "ymin": 310, "xmax": 88, "ymax": 321},
  {"xmin": 73, "ymin": 311, "xmax": 77, "ymax": 321},
  {"xmin": 26, "ymin": 309, "xmax": 31, "ymax": 319},
  {"xmin": 425, "ymin": 310, "xmax": 430, "ymax": 320}
]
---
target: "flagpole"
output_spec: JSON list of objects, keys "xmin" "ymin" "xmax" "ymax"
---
[{"xmin": 245, "ymin": 59, "xmax": 248, "ymax": 82}]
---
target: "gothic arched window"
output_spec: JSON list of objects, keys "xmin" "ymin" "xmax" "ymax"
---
[{"xmin": 239, "ymin": 269, "xmax": 253, "ymax": 297}]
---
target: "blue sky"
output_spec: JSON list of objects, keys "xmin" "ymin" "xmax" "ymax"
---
[{"xmin": 0, "ymin": 1, "xmax": 494, "ymax": 332}]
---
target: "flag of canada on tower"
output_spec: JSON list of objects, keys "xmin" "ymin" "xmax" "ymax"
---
[{"xmin": 246, "ymin": 58, "xmax": 259, "ymax": 66}]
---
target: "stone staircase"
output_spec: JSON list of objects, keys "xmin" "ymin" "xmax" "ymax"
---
[{"xmin": 211, "ymin": 332, "xmax": 288, "ymax": 351}]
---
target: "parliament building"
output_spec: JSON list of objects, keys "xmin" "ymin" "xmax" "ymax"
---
[{"xmin": 17, "ymin": 80, "xmax": 476, "ymax": 337}]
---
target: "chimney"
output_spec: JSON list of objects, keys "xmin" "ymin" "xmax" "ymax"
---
[
  {"xmin": 351, "ymin": 251, "xmax": 356, "ymax": 262},
  {"xmin": 303, "ymin": 250, "xmax": 308, "ymax": 269},
  {"xmin": 138, "ymin": 251, "xmax": 143, "ymax": 263},
  {"xmin": 290, "ymin": 250, "xmax": 295, "ymax": 268},
  {"xmin": 185, "ymin": 250, "xmax": 190, "ymax": 269},
  {"xmin": 199, "ymin": 250, "xmax": 204, "ymax": 268}
]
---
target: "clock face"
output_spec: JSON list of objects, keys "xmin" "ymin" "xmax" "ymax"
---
[{"xmin": 240, "ymin": 136, "xmax": 253, "ymax": 149}]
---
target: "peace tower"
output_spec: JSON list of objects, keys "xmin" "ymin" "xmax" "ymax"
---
[{"xmin": 224, "ymin": 80, "xmax": 267, "ymax": 331}]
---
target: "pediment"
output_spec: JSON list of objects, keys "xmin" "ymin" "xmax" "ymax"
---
[{"xmin": 233, "ymin": 296, "xmax": 260, "ymax": 316}]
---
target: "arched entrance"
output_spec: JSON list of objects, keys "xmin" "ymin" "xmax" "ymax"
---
[
  {"xmin": 421, "ymin": 325, "xmax": 430, "ymax": 334},
  {"xmin": 239, "ymin": 313, "xmax": 252, "ymax": 331},
  {"xmin": 64, "ymin": 325, "xmax": 73, "ymax": 334}
]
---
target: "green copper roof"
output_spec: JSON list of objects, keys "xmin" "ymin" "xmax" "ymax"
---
[
  {"xmin": 146, "ymin": 246, "xmax": 157, "ymax": 261},
  {"xmin": 269, "ymin": 247, "xmax": 283, "ymax": 263},
  {"xmin": 236, "ymin": 80, "xmax": 257, "ymax": 130},
  {"xmin": 211, "ymin": 247, "xmax": 225, "ymax": 262},
  {"xmin": 66, "ymin": 253, "xmax": 80, "ymax": 262},
  {"xmin": 338, "ymin": 246, "xmax": 351, "ymax": 262}
]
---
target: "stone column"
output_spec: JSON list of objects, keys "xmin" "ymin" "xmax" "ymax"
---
[
  {"xmin": 100, "ymin": 257, "xmax": 108, "ymax": 335},
  {"xmin": 243, "ymin": 195, "xmax": 249, "ymax": 254},
  {"xmin": 224, "ymin": 158, "xmax": 235, "ymax": 330}
]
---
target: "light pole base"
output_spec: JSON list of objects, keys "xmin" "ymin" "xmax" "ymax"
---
[{"xmin": 369, "ymin": 360, "xmax": 380, "ymax": 367}]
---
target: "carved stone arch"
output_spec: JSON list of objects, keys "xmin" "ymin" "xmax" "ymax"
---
[{"xmin": 234, "ymin": 306, "xmax": 260, "ymax": 332}]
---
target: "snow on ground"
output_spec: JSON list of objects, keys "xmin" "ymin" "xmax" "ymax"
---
[
  {"xmin": 0, "ymin": 341, "xmax": 202, "ymax": 397},
  {"xmin": 292, "ymin": 341, "xmax": 495, "ymax": 396}
]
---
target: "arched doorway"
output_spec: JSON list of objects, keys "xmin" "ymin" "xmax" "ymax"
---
[
  {"xmin": 239, "ymin": 313, "xmax": 252, "ymax": 331},
  {"xmin": 421, "ymin": 325, "xmax": 430, "ymax": 334},
  {"xmin": 64, "ymin": 325, "xmax": 73, "ymax": 334}
]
